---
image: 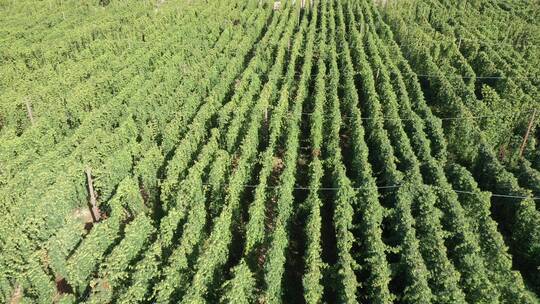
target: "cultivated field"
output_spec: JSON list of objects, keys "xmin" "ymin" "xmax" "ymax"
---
[{"xmin": 0, "ymin": 0, "xmax": 539, "ymax": 303}]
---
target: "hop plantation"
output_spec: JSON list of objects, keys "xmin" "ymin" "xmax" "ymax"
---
[{"xmin": 0, "ymin": 0, "xmax": 539, "ymax": 303}]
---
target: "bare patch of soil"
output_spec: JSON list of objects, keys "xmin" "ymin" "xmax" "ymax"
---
[{"xmin": 9, "ymin": 285, "xmax": 22, "ymax": 304}]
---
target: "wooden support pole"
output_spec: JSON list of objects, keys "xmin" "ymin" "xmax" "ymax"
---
[
  {"xmin": 85, "ymin": 167, "xmax": 101, "ymax": 222},
  {"xmin": 498, "ymin": 144, "xmax": 507, "ymax": 161},
  {"xmin": 264, "ymin": 107, "xmax": 269, "ymax": 144},
  {"xmin": 25, "ymin": 98, "xmax": 35, "ymax": 126},
  {"xmin": 519, "ymin": 109, "xmax": 537, "ymax": 159}
]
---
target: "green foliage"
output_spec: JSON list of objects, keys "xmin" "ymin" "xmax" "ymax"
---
[
  {"xmin": 394, "ymin": 186, "xmax": 433, "ymax": 304},
  {"xmin": 447, "ymin": 164, "xmax": 538, "ymax": 304},
  {"xmin": 65, "ymin": 215, "xmax": 122, "ymax": 294},
  {"xmin": 220, "ymin": 262, "xmax": 256, "ymax": 304},
  {"xmin": 263, "ymin": 5, "xmax": 318, "ymax": 303},
  {"xmin": 412, "ymin": 187, "xmax": 467, "ymax": 304},
  {"xmin": 2, "ymin": 0, "xmax": 540, "ymax": 302},
  {"xmin": 302, "ymin": 3, "xmax": 328, "ymax": 301},
  {"xmin": 180, "ymin": 7, "xmax": 301, "ymax": 303},
  {"xmin": 88, "ymin": 215, "xmax": 155, "ymax": 302}
]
